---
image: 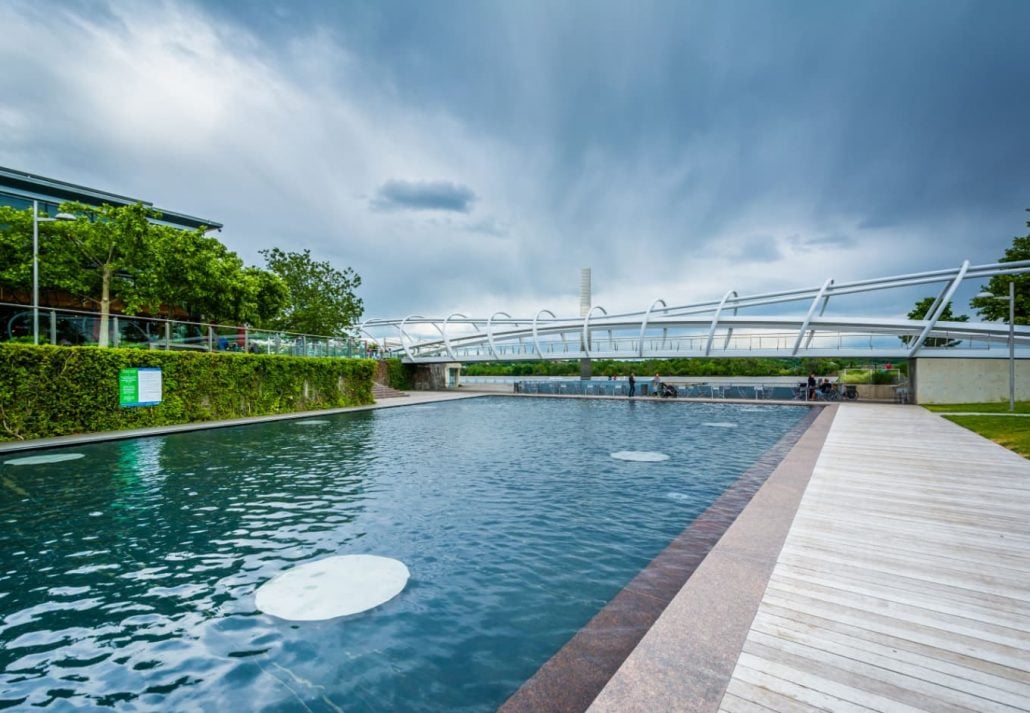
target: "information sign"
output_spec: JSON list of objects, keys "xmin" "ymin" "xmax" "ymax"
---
[{"xmin": 119, "ymin": 367, "xmax": 163, "ymax": 407}]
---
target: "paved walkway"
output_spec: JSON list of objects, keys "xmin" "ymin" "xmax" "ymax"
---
[{"xmin": 590, "ymin": 403, "xmax": 1030, "ymax": 712}]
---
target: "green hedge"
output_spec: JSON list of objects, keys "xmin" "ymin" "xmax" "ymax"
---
[
  {"xmin": 383, "ymin": 357, "xmax": 415, "ymax": 390},
  {"xmin": 0, "ymin": 344, "xmax": 376, "ymax": 442}
]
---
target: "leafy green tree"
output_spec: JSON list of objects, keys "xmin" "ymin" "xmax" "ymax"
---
[
  {"xmin": 0, "ymin": 202, "xmax": 289, "ymax": 343},
  {"xmin": 970, "ymin": 210, "xmax": 1030, "ymax": 325},
  {"xmin": 900, "ymin": 297, "xmax": 969, "ymax": 347},
  {"xmin": 143, "ymin": 224, "xmax": 287, "ymax": 325},
  {"xmin": 237, "ymin": 267, "xmax": 290, "ymax": 327},
  {"xmin": 43, "ymin": 202, "xmax": 159, "ymax": 347},
  {"xmin": 0, "ymin": 206, "xmax": 36, "ymax": 294},
  {"xmin": 260, "ymin": 248, "xmax": 363, "ymax": 335}
]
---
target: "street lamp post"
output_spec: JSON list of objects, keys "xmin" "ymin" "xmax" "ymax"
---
[
  {"xmin": 977, "ymin": 283, "xmax": 1016, "ymax": 412},
  {"xmin": 31, "ymin": 200, "xmax": 75, "ymax": 345}
]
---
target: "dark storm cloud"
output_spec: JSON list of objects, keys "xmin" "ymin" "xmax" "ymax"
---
[
  {"xmin": 340, "ymin": 2, "xmax": 1027, "ymax": 218},
  {"xmin": 789, "ymin": 233, "xmax": 858, "ymax": 250},
  {"xmin": 6, "ymin": 0, "xmax": 1030, "ymax": 317},
  {"xmin": 371, "ymin": 180, "xmax": 477, "ymax": 213}
]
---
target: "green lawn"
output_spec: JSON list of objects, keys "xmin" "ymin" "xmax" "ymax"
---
[
  {"xmin": 922, "ymin": 402, "xmax": 1030, "ymax": 458},
  {"xmin": 923, "ymin": 402, "xmax": 1030, "ymax": 414}
]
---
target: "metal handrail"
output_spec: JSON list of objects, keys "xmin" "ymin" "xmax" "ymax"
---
[{"xmin": 0, "ymin": 301, "xmax": 372, "ymax": 357}]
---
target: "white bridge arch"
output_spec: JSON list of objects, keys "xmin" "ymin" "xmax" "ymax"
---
[{"xmin": 359, "ymin": 261, "xmax": 1030, "ymax": 364}]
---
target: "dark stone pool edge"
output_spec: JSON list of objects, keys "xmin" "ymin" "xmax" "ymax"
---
[
  {"xmin": 499, "ymin": 404, "xmax": 833, "ymax": 713},
  {"xmin": 0, "ymin": 392, "xmax": 485, "ymax": 454}
]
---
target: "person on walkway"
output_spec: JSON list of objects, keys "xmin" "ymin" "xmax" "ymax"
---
[
  {"xmin": 652, "ymin": 373, "xmax": 662, "ymax": 397},
  {"xmin": 807, "ymin": 372, "xmax": 817, "ymax": 401},
  {"xmin": 819, "ymin": 378, "xmax": 833, "ymax": 399},
  {"xmin": 628, "ymin": 372, "xmax": 636, "ymax": 397}
]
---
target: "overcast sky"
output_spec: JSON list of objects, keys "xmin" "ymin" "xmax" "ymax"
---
[{"xmin": 2, "ymin": 0, "xmax": 1028, "ymax": 321}]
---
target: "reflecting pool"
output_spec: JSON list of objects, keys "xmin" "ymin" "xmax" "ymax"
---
[{"xmin": 0, "ymin": 397, "xmax": 807, "ymax": 711}]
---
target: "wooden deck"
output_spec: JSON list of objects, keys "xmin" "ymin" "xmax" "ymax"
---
[{"xmin": 719, "ymin": 404, "xmax": 1030, "ymax": 712}]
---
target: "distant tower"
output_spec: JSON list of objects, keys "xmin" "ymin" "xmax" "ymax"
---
[
  {"xmin": 580, "ymin": 268, "xmax": 592, "ymax": 380},
  {"xmin": 579, "ymin": 268, "xmax": 591, "ymax": 318}
]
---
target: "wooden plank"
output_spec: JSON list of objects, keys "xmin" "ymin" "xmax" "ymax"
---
[
  {"xmin": 752, "ymin": 611, "xmax": 1030, "ymax": 707},
  {"xmin": 733, "ymin": 652, "xmax": 924, "ymax": 712},
  {"xmin": 718, "ymin": 405, "xmax": 1030, "ymax": 712},
  {"xmin": 720, "ymin": 680, "xmax": 822, "ymax": 713},
  {"xmin": 770, "ymin": 567, "xmax": 1030, "ymax": 626},
  {"xmin": 745, "ymin": 629, "xmax": 1028, "ymax": 710},
  {"xmin": 756, "ymin": 602, "xmax": 1030, "ymax": 687}
]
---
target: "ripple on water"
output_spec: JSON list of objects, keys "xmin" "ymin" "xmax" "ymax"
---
[{"xmin": 0, "ymin": 397, "xmax": 807, "ymax": 712}]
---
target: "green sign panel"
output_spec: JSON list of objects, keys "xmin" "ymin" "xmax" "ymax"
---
[{"xmin": 119, "ymin": 368, "xmax": 162, "ymax": 407}]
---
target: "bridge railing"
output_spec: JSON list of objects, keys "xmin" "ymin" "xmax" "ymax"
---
[
  {"xmin": 395, "ymin": 329, "xmax": 1010, "ymax": 361},
  {"xmin": 361, "ymin": 259, "xmax": 1030, "ymax": 363}
]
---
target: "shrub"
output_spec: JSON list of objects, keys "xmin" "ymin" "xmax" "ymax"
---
[
  {"xmin": 383, "ymin": 358, "xmax": 415, "ymax": 390},
  {"xmin": 0, "ymin": 344, "xmax": 375, "ymax": 442},
  {"xmin": 871, "ymin": 370, "xmax": 897, "ymax": 385}
]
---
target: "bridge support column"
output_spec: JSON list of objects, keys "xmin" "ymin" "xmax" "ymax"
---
[
  {"xmin": 911, "ymin": 356, "xmax": 1030, "ymax": 404},
  {"xmin": 410, "ymin": 363, "xmax": 463, "ymax": 390},
  {"xmin": 580, "ymin": 359, "xmax": 592, "ymax": 380}
]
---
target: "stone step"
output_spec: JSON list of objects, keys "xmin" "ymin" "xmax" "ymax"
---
[{"xmin": 372, "ymin": 382, "xmax": 408, "ymax": 400}]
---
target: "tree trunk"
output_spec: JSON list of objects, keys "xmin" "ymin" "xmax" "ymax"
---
[{"xmin": 99, "ymin": 265, "xmax": 112, "ymax": 348}]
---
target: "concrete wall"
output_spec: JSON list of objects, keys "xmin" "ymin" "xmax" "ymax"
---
[
  {"xmin": 411, "ymin": 363, "xmax": 462, "ymax": 390},
  {"xmin": 913, "ymin": 357, "xmax": 1029, "ymax": 404}
]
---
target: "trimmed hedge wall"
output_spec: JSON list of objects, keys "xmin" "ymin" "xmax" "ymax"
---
[
  {"xmin": 383, "ymin": 357, "xmax": 415, "ymax": 390},
  {"xmin": 0, "ymin": 344, "xmax": 376, "ymax": 442}
]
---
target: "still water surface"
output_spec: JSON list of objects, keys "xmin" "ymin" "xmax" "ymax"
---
[{"xmin": 0, "ymin": 397, "xmax": 805, "ymax": 711}]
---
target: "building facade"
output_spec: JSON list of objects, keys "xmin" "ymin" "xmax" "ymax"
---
[{"xmin": 0, "ymin": 165, "xmax": 221, "ymax": 231}]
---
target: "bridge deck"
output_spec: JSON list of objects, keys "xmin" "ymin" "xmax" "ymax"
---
[{"xmin": 588, "ymin": 403, "xmax": 1030, "ymax": 712}]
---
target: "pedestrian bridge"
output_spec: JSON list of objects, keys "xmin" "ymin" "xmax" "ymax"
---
[{"xmin": 360, "ymin": 260, "xmax": 1030, "ymax": 364}]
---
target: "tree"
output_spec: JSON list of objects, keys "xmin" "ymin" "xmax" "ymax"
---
[
  {"xmin": 143, "ymin": 224, "xmax": 288, "ymax": 325},
  {"xmin": 0, "ymin": 202, "xmax": 293, "ymax": 343},
  {"xmin": 900, "ymin": 297, "xmax": 969, "ymax": 347},
  {"xmin": 235, "ymin": 266, "xmax": 290, "ymax": 327},
  {"xmin": 260, "ymin": 248, "xmax": 363, "ymax": 335},
  {"xmin": 42, "ymin": 202, "xmax": 158, "ymax": 347},
  {"xmin": 970, "ymin": 210, "xmax": 1030, "ymax": 325},
  {"xmin": 0, "ymin": 206, "xmax": 36, "ymax": 294}
]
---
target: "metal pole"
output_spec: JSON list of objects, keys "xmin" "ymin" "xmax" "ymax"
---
[
  {"xmin": 1009, "ymin": 280, "xmax": 1015, "ymax": 412},
  {"xmin": 32, "ymin": 199, "xmax": 39, "ymax": 345},
  {"xmin": 579, "ymin": 267, "xmax": 591, "ymax": 380}
]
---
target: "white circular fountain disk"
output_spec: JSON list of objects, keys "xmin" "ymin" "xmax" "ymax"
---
[
  {"xmin": 703, "ymin": 422, "xmax": 737, "ymax": 428},
  {"xmin": 610, "ymin": 451, "xmax": 670, "ymax": 462},
  {"xmin": 5, "ymin": 453, "xmax": 85, "ymax": 466},
  {"xmin": 256, "ymin": 555, "xmax": 409, "ymax": 621},
  {"xmin": 295, "ymin": 419, "xmax": 330, "ymax": 425}
]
